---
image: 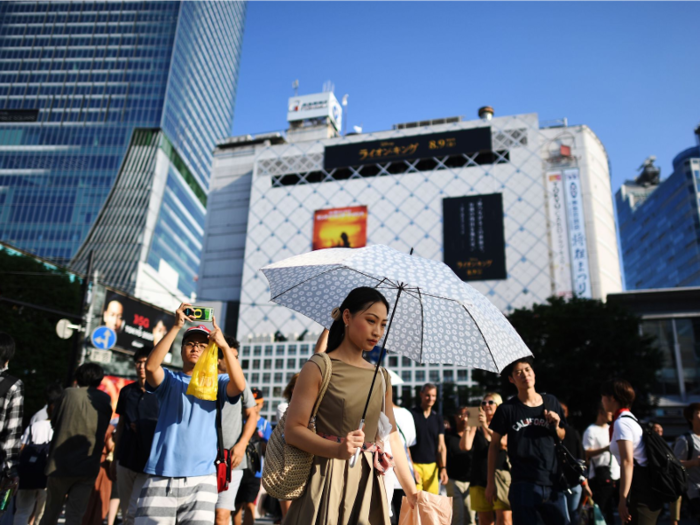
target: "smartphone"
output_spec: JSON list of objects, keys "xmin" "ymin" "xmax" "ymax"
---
[
  {"xmin": 184, "ymin": 306, "xmax": 214, "ymax": 322},
  {"xmin": 465, "ymin": 406, "xmax": 481, "ymax": 428}
]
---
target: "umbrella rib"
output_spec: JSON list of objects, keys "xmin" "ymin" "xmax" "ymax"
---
[
  {"xmin": 460, "ymin": 304, "xmax": 498, "ymax": 372},
  {"xmin": 417, "ymin": 287, "xmax": 425, "ymax": 365}
]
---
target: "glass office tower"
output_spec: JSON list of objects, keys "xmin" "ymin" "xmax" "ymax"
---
[
  {"xmin": 0, "ymin": 1, "xmax": 246, "ymax": 266},
  {"xmin": 617, "ymin": 134, "xmax": 700, "ymax": 290}
]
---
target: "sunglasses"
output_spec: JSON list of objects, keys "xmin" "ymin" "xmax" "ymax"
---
[{"xmin": 481, "ymin": 400, "xmax": 497, "ymax": 406}]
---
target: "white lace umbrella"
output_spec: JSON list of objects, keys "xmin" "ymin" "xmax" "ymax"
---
[
  {"xmin": 261, "ymin": 245, "xmax": 532, "ymax": 466},
  {"xmin": 261, "ymin": 244, "xmax": 531, "ymax": 373}
]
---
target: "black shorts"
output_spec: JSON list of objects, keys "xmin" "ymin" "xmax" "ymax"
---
[{"xmin": 235, "ymin": 468, "xmax": 262, "ymax": 505}]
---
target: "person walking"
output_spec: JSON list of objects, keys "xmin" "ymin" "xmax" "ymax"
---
[
  {"xmin": 280, "ymin": 287, "xmax": 418, "ymax": 524},
  {"xmin": 0, "ymin": 332, "xmax": 24, "ymax": 504},
  {"xmin": 486, "ymin": 357, "xmax": 569, "ymax": 525},
  {"xmin": 110, "ymin": 348, "xmax": 159, "ymax": 525},
  {"xmin": 216, "ymin": 336, "xmax": 259, "ymax": 525},
  {"xmin": 602, "ymin": 378, "xmax": 662, "ymax": 524},
  {"xmin": 559, "ymin": 402, "xmax": 589, "ymax": 523},
  {"xmin": 39, "ymin": 364, "xmax": 112, "ymax": 525},
  {"xmin": 409, "ymin": 384, "xmax": 448, "ymax": 495},
  {"xmin": 135, "ymin": 305, "xmax": 245, "ymax": 525},
  {"xmin": 671, "ymin": 402, "xmax": 700, "ymax": 524},
  {"xmin": 446, "ymin": 407, "xmax": 475, "ymax": 525},
  {"xmin": 460, "ymin": 393, "xmax": 511, "ymax": 525},
  {"xmin": 583, "ymin": 404, "xmax": 620, "ymax": 525}
]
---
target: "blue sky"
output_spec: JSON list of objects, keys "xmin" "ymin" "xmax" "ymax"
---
[{"xmin": 232, "ymin": 2, "xmax": 700, "ymax": 193}]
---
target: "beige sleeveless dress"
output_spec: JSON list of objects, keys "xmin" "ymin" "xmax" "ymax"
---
[{"xmin": 282, "ymin": 354, "xmax": 392, "ymax": 525}]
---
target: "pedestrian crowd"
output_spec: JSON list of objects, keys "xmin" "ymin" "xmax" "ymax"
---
[{"xmin": 0, "ymin": 288, "xmax": 698, "ymax": 525}]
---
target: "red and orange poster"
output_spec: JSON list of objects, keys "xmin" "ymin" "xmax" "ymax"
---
[
  {"xmin": 312, "ymin": 206, "xmax": 368, "ymax": 251},
  {"xmin": 99, "ymin": 375, "xmax": 135, "ymax": 417}
]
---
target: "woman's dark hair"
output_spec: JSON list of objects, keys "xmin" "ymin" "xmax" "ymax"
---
[
  {"xmin": 326, "ymin": 287, "xmax": 390, "ymax": 353},
  {"xmin": 75, "ymin": 363, "xmax": 105, "ymax": 388},
  {"xmin": 600, "ymin": 378, "xmax": 635, "ymax": 409},
  {"xmin": 283, "ymin": 373, "xmax": 300, "ymax": 401}
]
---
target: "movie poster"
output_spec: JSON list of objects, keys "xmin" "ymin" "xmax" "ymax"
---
[
  {"xmin": 101, "ymin": 291, "xmax": 175, "ymax": 352},
  {"xmin": 443, "ymin": 193, "xmax": 507, "ymax": 281},
  {"xmin": 99, "ymin": 375, "xmax": 135, "ymax": 417},
  {"xmin": 312, "ymin": 206, "xmax": 368, "ymax": 251}
]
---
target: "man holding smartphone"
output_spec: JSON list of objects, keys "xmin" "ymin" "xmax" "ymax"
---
[{"xmin": 135, "ymin": 304, "xmax": 246, "ymax": 525}]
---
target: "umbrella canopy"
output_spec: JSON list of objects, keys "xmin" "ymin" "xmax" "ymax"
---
[{"xmin": 261, "ymin": 244, "xmax": 531, "ymax": 374}]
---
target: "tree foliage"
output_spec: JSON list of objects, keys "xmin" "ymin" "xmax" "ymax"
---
[
  {"xmin": 472, "ymin": 296, "xmax": 662, "ymax": 432},
  {"xmin": 0, "ymin": 248, "xmax": 82, "ymax": 423}
]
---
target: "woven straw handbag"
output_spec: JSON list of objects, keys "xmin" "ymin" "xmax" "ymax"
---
[{"xmin": 262, "ymin": 353, "xmax": 332, "ymax": 500}]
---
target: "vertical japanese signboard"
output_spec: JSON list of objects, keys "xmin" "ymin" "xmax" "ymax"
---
[
  {"xmin": 546, "ymin": 172, "xmax": 573, "ymax": 297},
  {"xmin": 563, "ymin": 169, "xmax": 591, "ymax": 298},
  {"xmin": 443, "ymin": 194, "xmax": 507, "ymax": 281}
]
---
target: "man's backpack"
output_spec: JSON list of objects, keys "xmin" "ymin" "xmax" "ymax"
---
[
  {"xmin": 17, "ymin": 426, "xmax": 50, "ymax": 490},
  {"xmin": 619, "ymin": 414, "xmax": 687, "ymax": 503}
]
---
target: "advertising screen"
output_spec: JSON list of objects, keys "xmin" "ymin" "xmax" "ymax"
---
[
  {"xmin": 101, "ymin": 291, "xmax": 175, "ymax": 352},
  {"xmin": 312, "ymin": 206, "xmax": 368, "ymax": 251},
  {"xmin": 443, "ymin": 193, "xmax": 507, "ymax": 281}
]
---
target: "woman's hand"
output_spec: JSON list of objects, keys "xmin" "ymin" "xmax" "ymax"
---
[
  {"xmin": 479, "ymin": 410, "xmax": 488, "ymax": 428},
  {"xmin": 619, "ymin": 499, "xmax": 631, "ymax": 522},
  {"xmin": 405, "ymin": 489, "xmax": 418, "ymax": 509},
  {"xmin": 337, "ymin": 426, "xmax": 365, "ymax": 460},
  {"xmin": 485, "ymin": 481, "xmax": 497, "ymax": 504}
]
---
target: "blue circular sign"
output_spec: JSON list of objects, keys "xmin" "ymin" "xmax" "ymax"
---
[{"xmin": 91, "ymin": 326, "xmax": 117, "ymax": 350}]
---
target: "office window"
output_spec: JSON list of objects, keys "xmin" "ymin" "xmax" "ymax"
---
[
  {"xmin": 401, "ymin": 371, "xmax": 411, "ymax": 382},
  {"xmin": 251, "ymin": 373, "xmax": 259, "ymax": 383},
  {"xmin": 443, "ymin": 370, "xmax": 454, "ymax": 382},
  {"xmin": 276, "ymin": 345, "xmax": 285, "ymax": 356},
  {"xmin": 241, "ymin": 346, "xmax": 250, "ymax": 357},
  {"xmin": 388, "ymin": 356, "xmax": 398, "ymax": 367},
  {"xmin": 272, "ymin": 400, "xmax": 280, "ymax": 412},
  {"xmin": 262, "ymin": 387, "xmax": 270, "ymax": 398},
  {"xmin": 429, "ymin": 370, "xmax": 440, "ymax": 382},
  {"xmin": 253, "ymin": 346, "xmax": 261, "ymax": 356},
  {"xmin": 263, "ymin": 359, "xmax": 272, "ymax": 370},
  {"xmin": 457, "ymin": 370, "xmax": 468, "ymax": 381},
  {"xmin": 262, "ymin": 373, "xmax": 270, "ymax": 383},
  {"xmin": 300, "ymin": 345, "xmax": 310, "ymax": 355},
  {"xmin": 241, "ymin": 359, "xmax": 249, "ymax": 370},
  {"xmin": 274, "ymin": 373, "xmax": 283, "ymax": 383},
  {"xmin": 275, "ymin": 359, "xmax": 284, "ymax": 369},
  {"xmin": 415, "ymin": 371, "xmax": 425, "ymax": 382},
  {"xmin": 264, "ymin": 345, "xmax": 273, "ymax": 356},
  {"xmin": 286, "ymin": 372, "xmax": 295, "ymax": 382},
  {"xmin": 402, "ymin": 357, "xmax": 412, "ymax": 367},
  {"xmin": 273, "ymin": 387, "xmax": 282, "ymax": 397},
  {"xmin": 287, "ymin": 358, "xmax": 296, "ymax": 369},
  {"xmin": 288, "ymin": 345, "xmax": 297, "ymax": 355},
  {"xmin": 252, "ymin": 360, "xmax": 260, "ymax": 370}
]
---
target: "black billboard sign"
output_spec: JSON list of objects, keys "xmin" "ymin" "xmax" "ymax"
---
[
  {"xmin": 443, "ymin": 193, "xmax": 507, "ymax": 281},
  {"xmin": 0, "ymin": 109, "xmax": 39, "ymax": 122},
  {"xmin": 101, "ymin": 291, "xmax": 175, "ymax": 352},
  {"xmin": 324, "ymin": 127, "xmax": 492, "ymax": 170}
]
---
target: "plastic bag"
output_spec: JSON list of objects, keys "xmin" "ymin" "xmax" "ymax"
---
[
  {"xmin": 185, "ymin": 341, "xmax": 219, "ymax": 401},
  {"xmin": 399, "ymin": 492, "xmax": 452, "ymax": 525}
]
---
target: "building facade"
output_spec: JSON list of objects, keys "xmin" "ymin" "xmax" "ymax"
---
[
  {"xmin": 0, "ymin": 1, "xmax": 246, "ymax": 306},
  {"xmin": 616, "ymin": 130, "xmax": 700, "ymax": 290},
  {"xmin": 199, "ymin": 96, "xmax": 622, "ymax": 422}
]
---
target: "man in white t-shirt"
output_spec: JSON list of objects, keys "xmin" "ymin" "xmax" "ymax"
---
[
  {"xmin": 582, "ymin": 405, "xmax": 620, "ymax": 525},
  {"xmin": 387, "ymin": 400, "xmax": 417, "ymax": 524}
]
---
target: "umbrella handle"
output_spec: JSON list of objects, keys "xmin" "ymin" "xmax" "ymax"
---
[{"xmin": 349, "ymin": 419, "xmax": 365, "ymax": 468}]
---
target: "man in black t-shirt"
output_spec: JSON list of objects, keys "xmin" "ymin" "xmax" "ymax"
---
[
  {"xmin": 486, "ymin": 357, "xmax": 570, "ymax": 525},
  {"xmin": 409, "ymin": 383, "xmax": 448, "ymax": 494}
]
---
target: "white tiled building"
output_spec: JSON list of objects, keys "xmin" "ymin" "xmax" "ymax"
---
[{"xmin": 199, "ymin": 99, "xmax": 621, "ymax": 422}]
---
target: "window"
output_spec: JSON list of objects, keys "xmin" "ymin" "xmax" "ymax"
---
[
  {"xmin": 415, "ymin": 371, "xmax": 425, "ymax": 382},
  {"xmin": 300, "ymin": 345, "xmax": 310, "ymax": 355},
  {"xmin": 275, "ymin": 359, "xmax": 284, "ymax": 369},
  {"xmin": 262, "ymin": 373, "xmax": 270, "ymax": 383},
  {"xmin": 287, "ymin": 358, "xmax": 296, "ymax": 369},
  {"xmin": 443, "ymin": 370, "xmax": 454, "ymax": 382},
  {"xmin": 272, "ymin": 400, "xmax": 280, "ymax": 411},
  {"xmin": 263, "ymin": 359, "xmax": 272, "ymax": 370},
  {"xmin": 253, "ymin": 346, "xmax": 261, "ymax": 356},
  {"xmin": 429, "ymin": 370, "xmax": 440, "ymax": 382},
  {"xmin": 276, "ymin": 345, "xmax": 285, "ymax": 356},
  {"xmin": 251, "ymin": 373, "xmax": 259, "ymax": 383},
  {"xmin": 274, "ymin": 373, "xmax": 283, "ymax": 383},
  {"xmin": 288, "ymin": 345, "xmax": 297, "ymax": 355},
  {"xmin": 388, "ymin": 356, "xmax": 398, "ymax": 367},
  {"xmin": 402, "ymin": 357, "xmax": 412, "ymax": 367},
  {"xmin": 262, "ymin": 387, "xmax": 270, "ymax": 398},
  {"xmin": 241, "ymin": 359, "xmax": 249, "ymax": 370},
  {"xmin": 264, "ymin": 345, "xmax": 273, "ymax": 356},
  {"xmin": 252, "ymin": 360, "xmax": 260, "ymax": 370},
  {"xmin": 286, "ymin": 372, "xmax": 295, "ymax": 382},
  {"xmin": 273, "ymin": 387, "xmax": 282, "ymax": 397},
  {"xmin": 457, "ymin": 370, "xmax": 468, "ymax": 381},
  {"xmin": 401, "ymin": 371, "xmax": 411, "ymax": 382},
  {"xmin": 241, "ymin": 346, "xmax": 250, "ymax": 357}
]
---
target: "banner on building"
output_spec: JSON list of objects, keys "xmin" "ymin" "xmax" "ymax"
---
[
  {"xmin": 99, "ymin": 375, "xmax": 135, "ymax": 417},
  {"xmin": 101, "ymin": 291, "xmax": 175, "ymax": 352},
  {"xmin": 563, "ymin": 169, "xmax": 592, "ymax": 298},
  {"xmin": 546, "ymin": 172, "xmax": 573, "ymax": 297},
  {"xmin": 312, "ymin": 206, "xmax": 368, "ymax": 251},
  {"xmin": 324, "ymin": 127, "xmax": 493, "ymax": 170},
  {"xmin": 443, "ymin": 194, "xmax": 507, "ymax": 281}
]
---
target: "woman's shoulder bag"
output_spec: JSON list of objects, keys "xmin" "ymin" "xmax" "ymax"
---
[{"xmin": 262, "ymin": 352, "xmax": 332, "ymax": 500}]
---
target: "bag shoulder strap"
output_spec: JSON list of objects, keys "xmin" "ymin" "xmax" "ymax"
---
[
  {"xmin": 310, "ymin": 353, "xmax": 332, "ymax": 419},
  {"xmin": 215, "ymin": 393, "xmax": 225, "ymax": 461},
  {"xmin": 0, "ymin": 372, "xmax": 19, "ymax": 400},
  {"xmin": 687, "ymin": 432, "xmax": 695, "ymax": 461}
]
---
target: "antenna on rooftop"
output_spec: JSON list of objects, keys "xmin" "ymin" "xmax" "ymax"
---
[
  {"xmin": 292, "ymin": 79, "xmax": 299, "ymax": 96},
  {"xmin": 322, "ymin": 80, "xmax": 334, "ymax": 93}
]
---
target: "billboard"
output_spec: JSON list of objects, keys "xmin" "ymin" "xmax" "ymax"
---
[
  {"xmin": 312, "ymin": 206, "xmax": 368, "ymax": 251},
  {"xmin": 443, "ymin": 194, "xmax": 507, "ymax": 281},
  {"xmin": 98, "ymin": 375, "xmax": 135, "ymax": 417},
  {"xmin": 546, "ymin": 172, "xmax": 573, "ymax": 297},
  {"xmin": 101, "ymin": 290, "xmax": 175, "ymax": 352},
  {"xmin": 324, "ymin": 127, "xmax": 492, "ymax": 170},
  {"xmin": 287, "ymin": 92, "xmax": 342, "ymax": 131},
  {"xmin": 563, "ymin": 169, "xmax": 592, "ymax": 298}
]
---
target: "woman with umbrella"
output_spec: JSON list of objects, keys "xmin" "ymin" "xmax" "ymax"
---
[{"xmin": 282, "ymin": 287, "xmax": 418, "ymax": 524}]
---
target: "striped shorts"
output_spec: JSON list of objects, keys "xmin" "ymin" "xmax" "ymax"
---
[{"xmin": 134, "ymin": 474, "xmax": 217, "ymax": 525}]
